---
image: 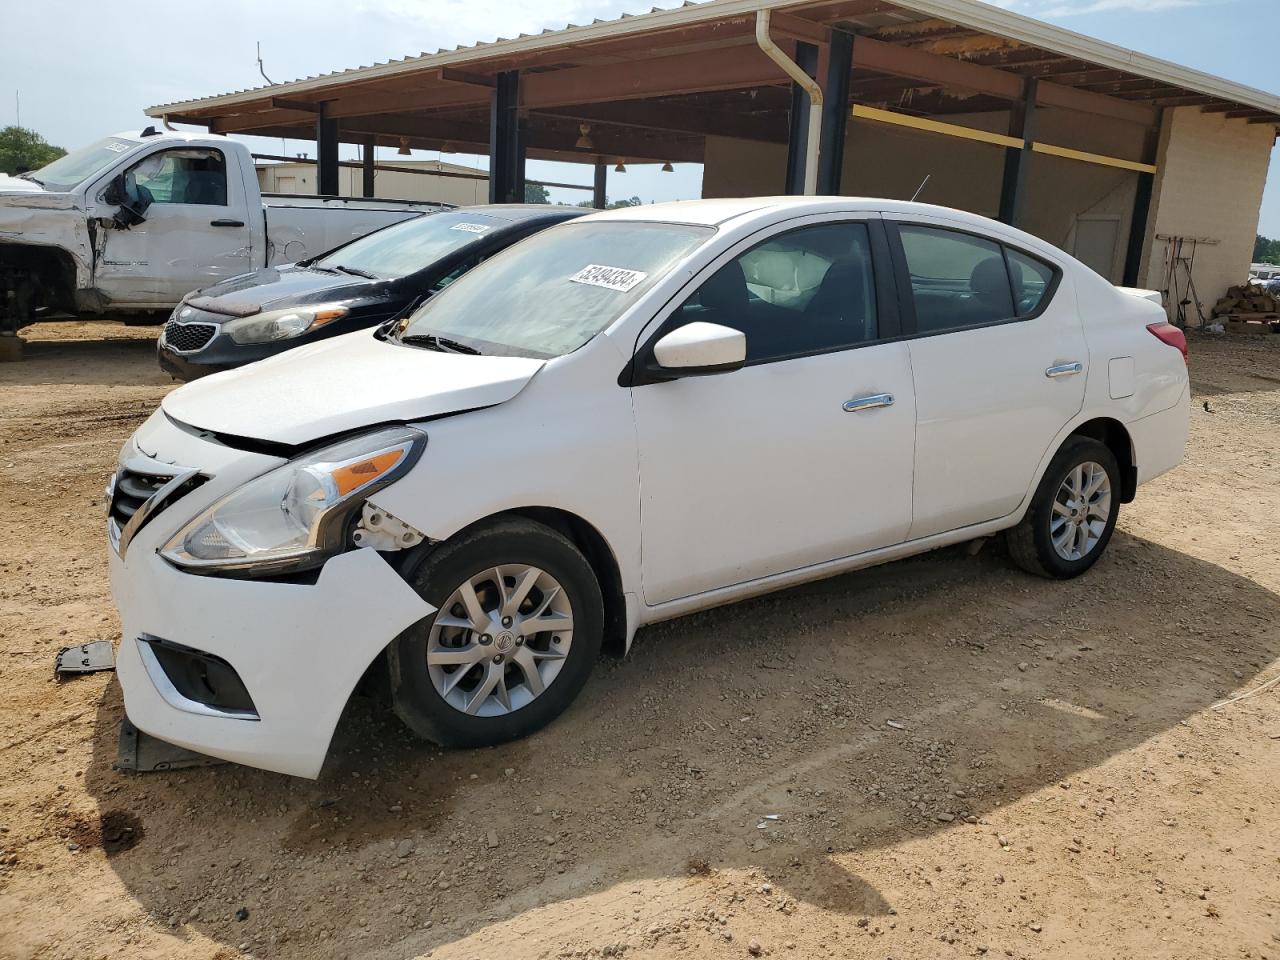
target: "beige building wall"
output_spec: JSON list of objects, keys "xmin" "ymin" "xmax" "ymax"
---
[
  {"xmin": 703, "ymin": 110, "xmax": 1146, "ymax": 283},
  {"xmin": 256, "ymin": 160, "xmax": 489, "ymax": 206},
  {"xmin": 704, "ymin": 103, "xmax": 1273, "ymax": 295},
  {"xmin": 1138, "ymin": 106, "xmax": 1275, "ymax": 304}
]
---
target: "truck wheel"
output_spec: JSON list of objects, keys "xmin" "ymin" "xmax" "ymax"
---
[
  {"xmin": 388, "ymin": 518, "xmax": 603, "ymax": 748},
  {"xmin": 1006, "ymin": 436, "xmax": 1121, "ymax": 580}
]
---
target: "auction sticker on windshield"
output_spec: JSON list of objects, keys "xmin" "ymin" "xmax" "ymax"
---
[
  {"xmin": 569, "ymin": 264, "xmax": 648, "ymax": 292},
  {"xmin": 450, "ymin": 223, "xmax": 492, "ymax": 234}
]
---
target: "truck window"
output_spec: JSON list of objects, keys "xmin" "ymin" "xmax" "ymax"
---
[{"xmin": 127, "ymin": 149, "xmax": 227, "ymax": 206}]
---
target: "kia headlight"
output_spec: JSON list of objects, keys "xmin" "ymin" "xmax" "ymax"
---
[
  {"xmin": 223, "ymin": 303, "xmax": 349, "ymax": 344},
  {"xmin": 162, "ymin": 426, "xmax": 425, "ymax": 575}
]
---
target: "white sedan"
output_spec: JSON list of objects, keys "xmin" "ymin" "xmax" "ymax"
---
[{"xmin": 107, "ymin": 197, "xmax": 1190, "ymax": 777}]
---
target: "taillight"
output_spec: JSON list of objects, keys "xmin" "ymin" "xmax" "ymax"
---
[{"xmin": 1147, "ymin": 322, "xmax": 1188, "ymax": 364}]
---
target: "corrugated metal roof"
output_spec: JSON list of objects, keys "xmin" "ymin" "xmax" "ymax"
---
[{"xmin": 146, "ymin": 0, "xmax": 1280, "ymax": 120}]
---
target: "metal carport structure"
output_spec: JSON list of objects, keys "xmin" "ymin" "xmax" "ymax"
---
[{"xmin": 148, "ymin": 0, "xmax": 1280, "ymax": 290}]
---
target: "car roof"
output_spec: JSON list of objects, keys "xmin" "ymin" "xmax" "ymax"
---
[
  {"xmin": 581, "ymin": 196, "xmax": 998, "ymax": 229},
  {"xmin": 452, "ymin": 203, "xmax": 587, "ymax": 224}
]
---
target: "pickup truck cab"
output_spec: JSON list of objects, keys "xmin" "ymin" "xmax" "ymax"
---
[{"xmin": 0, "ymin": 128, "xmax": 447, "ymax": 326}]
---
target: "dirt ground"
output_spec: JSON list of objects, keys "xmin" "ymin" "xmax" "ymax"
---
[{"xmin": 1, "ymin": 320, "xmax": 1278, "ymax": 960}]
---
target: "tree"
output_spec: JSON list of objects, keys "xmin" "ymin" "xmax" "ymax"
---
[
  {"xmin": 1254, "ymin": 234, "xmax": 1280, "ymax": 265},
  {"xmin": 0, "ymin": 126, "xmax": 66, "ymax": 176},
  {"xmin": 523, "ymin": 182, "xmax": 550, "ymax": 204},
  {"xmin": 606, "ymin": 195, "xmax": 642, "ymax": 209}
]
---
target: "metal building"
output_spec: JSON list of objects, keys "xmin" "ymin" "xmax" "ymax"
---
[{"xmin": 147, "ymin": 0, "xmax": 1280, "ymax": 307}]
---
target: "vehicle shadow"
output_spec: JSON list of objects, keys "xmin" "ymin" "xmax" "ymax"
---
[
  {"xmin": 81, "ymin": 531, "xmax": 1280, "ymax": 958},
  {"xmin": 8, "ymin": 334, "xmax": 170, "ymax": 389}
]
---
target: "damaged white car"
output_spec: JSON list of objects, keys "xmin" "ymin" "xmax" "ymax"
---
[{"xmin": 108, "ymin": 197, "xmax": 1190, "ymax": 778}]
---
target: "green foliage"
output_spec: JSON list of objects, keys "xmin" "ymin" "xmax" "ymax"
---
[
  {"xmin": 523, "ymin": 182, "xmax": 550, "ymax": 204},
  {"xmin": 1255, "ymin": 235, "xmax": 1280, "ymax": 265},
  {"xmin": 606, "ymin": 195, "xmax": 642, "ymax": 209},
  {"xmin": 0, "ymin": 126, "xmax": 66, "ymax": 176}
]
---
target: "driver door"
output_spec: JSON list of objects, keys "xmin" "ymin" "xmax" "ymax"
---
[
  {"xmin": 93, "ymin": 147, "xmax": 253, "ymax": 305},
  {"xmin": 629, "ymin": 215, "xmax": 917, "ymax": 606}
]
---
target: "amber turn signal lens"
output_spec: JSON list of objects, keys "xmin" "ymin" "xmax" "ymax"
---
[{"xmin": 330, "ymin": 449, "xmax": 404, "ymax": 497}]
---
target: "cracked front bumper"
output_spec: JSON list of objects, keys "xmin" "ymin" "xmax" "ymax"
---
[{"xmin": 107, "ymin": 412, "xmax": 433, "ymax": 779}]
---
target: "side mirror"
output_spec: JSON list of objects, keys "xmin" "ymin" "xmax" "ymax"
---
[{"xmin": 651, "ymin": 321, "xmax": 746, "ymax": 378}]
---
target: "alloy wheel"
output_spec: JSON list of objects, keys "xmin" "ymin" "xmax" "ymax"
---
[{"xmin": 426, "ymin": 564, "xmax": 574, "ymax": 717}]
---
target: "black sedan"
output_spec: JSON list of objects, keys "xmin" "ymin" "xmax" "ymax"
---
[{"xmin": 157, "ymin": 204, "xmax": 586, "ymax": 380}]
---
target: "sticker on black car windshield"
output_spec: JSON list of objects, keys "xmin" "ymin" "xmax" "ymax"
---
[
  {"xmin": 450, "ymin": 222, "xmax": 492, "ymax": 234},
  {"xmin": 569, "ymin": 264, "xmax": 648, "ymax": 292}
]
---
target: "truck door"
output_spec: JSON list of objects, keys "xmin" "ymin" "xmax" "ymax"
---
[{"xmin": 95, "ymin": 146, "xmax": 253, "ymax": 306}]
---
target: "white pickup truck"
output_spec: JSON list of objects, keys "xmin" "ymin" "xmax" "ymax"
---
[{"xmin": 0, "ymin": 128, "xmax": 449, "ymax": 328}]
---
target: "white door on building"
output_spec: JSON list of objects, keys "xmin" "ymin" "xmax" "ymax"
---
[{"xmin": 1072, "ymin": 215, "xmax": 1122, "ymax": 282}]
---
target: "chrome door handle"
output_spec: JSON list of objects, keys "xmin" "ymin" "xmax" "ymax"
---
[
  {"xmin": 843, "ymin": 393, "xmax": 894, "ymax": 413},
  {"xmin": 1046, "ymin": 362, "xmax": 1083, "ymax": 379}
]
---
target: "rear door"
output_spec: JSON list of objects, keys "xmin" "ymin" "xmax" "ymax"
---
[
  {"xmin": 887, "ymin": 216, "xmax": 1087, "ymax": 540},
  {"xmin": 94, "ymin": 146, "xmax": 253, "ymax": 305}
]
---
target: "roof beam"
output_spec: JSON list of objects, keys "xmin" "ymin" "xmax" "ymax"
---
[
  {"xmin": 537, "ymin": 101, "xmax": 789, "ymax": 143},
  {"xmin": 520, "ymin": 42, "xmax": 788, "ymax": 108}
]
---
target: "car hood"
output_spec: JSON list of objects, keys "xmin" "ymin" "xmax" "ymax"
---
[
  {"xmin": 188, "ymin": 265, "xmax": 375, "ymax": 316},
  {"xmin": 162, "ymin": 330, "xmax": 545, "ymax": 445},
  {"xmin": 0, "ymin": 174, "xmax": 44, "ymax": 195}
]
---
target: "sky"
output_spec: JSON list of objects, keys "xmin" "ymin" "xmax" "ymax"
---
[{"xmin": 2, "ymin": 0, "xmax": 1277, "ymax": 234}]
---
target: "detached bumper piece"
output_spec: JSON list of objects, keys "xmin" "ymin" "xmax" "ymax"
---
[
  {"xmin": 116, "ymin": 716, "xmax": 225, "ymax": 773},
  {"xmin": 136, "ymin": 635, "xmax": 260, "ymax": 720},
  {"xmin": 54, "ymin": 640, "xmax": 116, "ymax": 678}
]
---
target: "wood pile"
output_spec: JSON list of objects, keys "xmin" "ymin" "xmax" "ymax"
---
[{"xmin": 1213, "ymin": 284, "xmax": 1280, "ymax": 321}]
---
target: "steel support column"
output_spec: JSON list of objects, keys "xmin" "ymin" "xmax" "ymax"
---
[
  {"xmin": 817, "ymin": 30, "xmax": 854, "ymax": 195},
  {"xmin": 1123, "ymin": 123, "xmax": 1162, "ymax": 287},
  {"xmin": 317, "ymin": 104, "xmax": 340, "ymax": 197},
  {"xmin": 998, "ymin": 78, "xmax": 1037, "ymax": 226},
  {"xmin": 489, "ymin": 71, "xmax": 523, "ymax": 203},
  {"xmin": 784, "ymin": 42, "xmax": 820, "ymax": 196},
  {"xmin": 593, "ymin": 161, "xmax": 607, "ymax": 209},
  {"xmin": 361, "ymin": 137, "xmax": 376, "ymax": 198}
]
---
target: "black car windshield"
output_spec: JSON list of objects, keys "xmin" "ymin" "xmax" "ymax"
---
[
  {"xmin": 27, "ymin": 137, "xmax": 136, "ymax": 192},
  {"xmin": 313, "ymin": 210, "xmax": 508, "ymax": 280},
  {"xmin": 395, "ymin": 220, "xmax": 712, "ymax": 358}
]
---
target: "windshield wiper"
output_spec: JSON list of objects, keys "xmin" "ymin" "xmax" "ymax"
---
[
  {"xmin": 399, "ymin": 333, "xmax": 482, "ymax": 355},
  {"xmin": 17, "ymin": 173, "xmax": 44, "ymax": 186},
  {"xmin": 332, "ymin": 264, "xmax": 379, "ymax": 280}
]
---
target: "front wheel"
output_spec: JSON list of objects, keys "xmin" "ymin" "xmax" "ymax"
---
[
  {"xmin": 1006, "ymin": 436, "xmax": 1120, "ymax": 579},
  {"xmin": 388, "ymin": 518, "xmax": 603, "ymax": 748}
]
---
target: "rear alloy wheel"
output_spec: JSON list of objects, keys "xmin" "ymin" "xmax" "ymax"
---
[
  {"xmin": 389, "ymin": 518, "xmax": 603, "ymax": 747},
  {"xmin": 1006, "ymin": 436, "xmax": 1121, "ymax": 579}
]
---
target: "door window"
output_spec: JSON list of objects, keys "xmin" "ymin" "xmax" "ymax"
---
[
  {"xmin": 673, "ymin": 221, "xmax": 879, "ymax": 363},
  {"xmin": 899, "ymin": 226, "xmax": 1014, "ymax": 333},
  {"xmin": 1007, "ymin": 248, "xmax": 1056, "ymax": 316},
  {"xmin": 126, "ymin": 149, "xmax": 227, "ymax": 206}
]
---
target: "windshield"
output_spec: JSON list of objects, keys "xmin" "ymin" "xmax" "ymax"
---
[
  {"xmin": 314, "ymin": 210, "xmax": 507, "ymax": 280},
  {"xmin": 396, "ymin": 220, "xmax": 712, "ymax": 358},
  {"xmin": 27, "ymin": 137, "xmax": 136, "ymax": 191}
]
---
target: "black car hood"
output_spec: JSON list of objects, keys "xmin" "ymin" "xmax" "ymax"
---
[{"xmin": 187, "ymin": 265, "xmax": 377, "ymax": 317}]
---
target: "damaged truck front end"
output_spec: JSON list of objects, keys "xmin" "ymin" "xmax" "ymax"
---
[{"xmin": 0, "ymin": 194, "xmax": 96, "ymax": 337}]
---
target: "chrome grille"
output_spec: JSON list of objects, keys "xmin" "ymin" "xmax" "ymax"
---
[
  {"xmin": 109, "ymin": 467, "xmax": 174, "ymax": 528},
  {"xmin": 107, "ymin": 464, "xmax": 207, "ymax": 555},
  {"xmin": 163, "ymin": 319, "xmax": 218, "ymax": 353}
]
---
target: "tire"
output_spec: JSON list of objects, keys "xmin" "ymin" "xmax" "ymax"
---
[
  {"xmin": 388, "ymin": 518, "xmax": 603, "ymax": 748},
  {"xmin": 1006, "ymin": 436, "xmax": 1121, "ymax": 580}
]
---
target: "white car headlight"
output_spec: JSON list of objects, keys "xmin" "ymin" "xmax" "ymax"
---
[
  {"xmin": 223, "ymin": 303, "xmax": 349, "ymax": 344},
  {"xmin": 161, "ymin": 426, "xmax": 425, "ymax": 575}
]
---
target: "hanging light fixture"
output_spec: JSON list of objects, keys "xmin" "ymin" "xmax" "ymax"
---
[
  {"xmin": 614, "ymin": 159, "xmax": 627, "ymax": 173},
  {"xmin": 397, "ymin": 137, "xmax": 411, "ymax": 156},
  {"xmin": 661, "ymin": 161, "xmax": 674, "ymax": 173},
  {"xmin": 575, "ymin": 124, "xmax": 594, "ymax": 150}
]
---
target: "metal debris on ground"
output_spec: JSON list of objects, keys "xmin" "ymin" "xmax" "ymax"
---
[
  {"xmin": 886, "ymin": 720, "xmax": 907, "ymax": 730},
  {"xmin": 116, "ymin": 716, "xmax": 226, "ymax": 773},
  {"xmin": 54, "ymin": 640, "xmax": 115, "ymax": 678}
]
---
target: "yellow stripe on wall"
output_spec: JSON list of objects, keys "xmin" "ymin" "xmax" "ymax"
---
[{"xmin": 850, "ymin": 103, "xmax": 1158, "ymax": 175}]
